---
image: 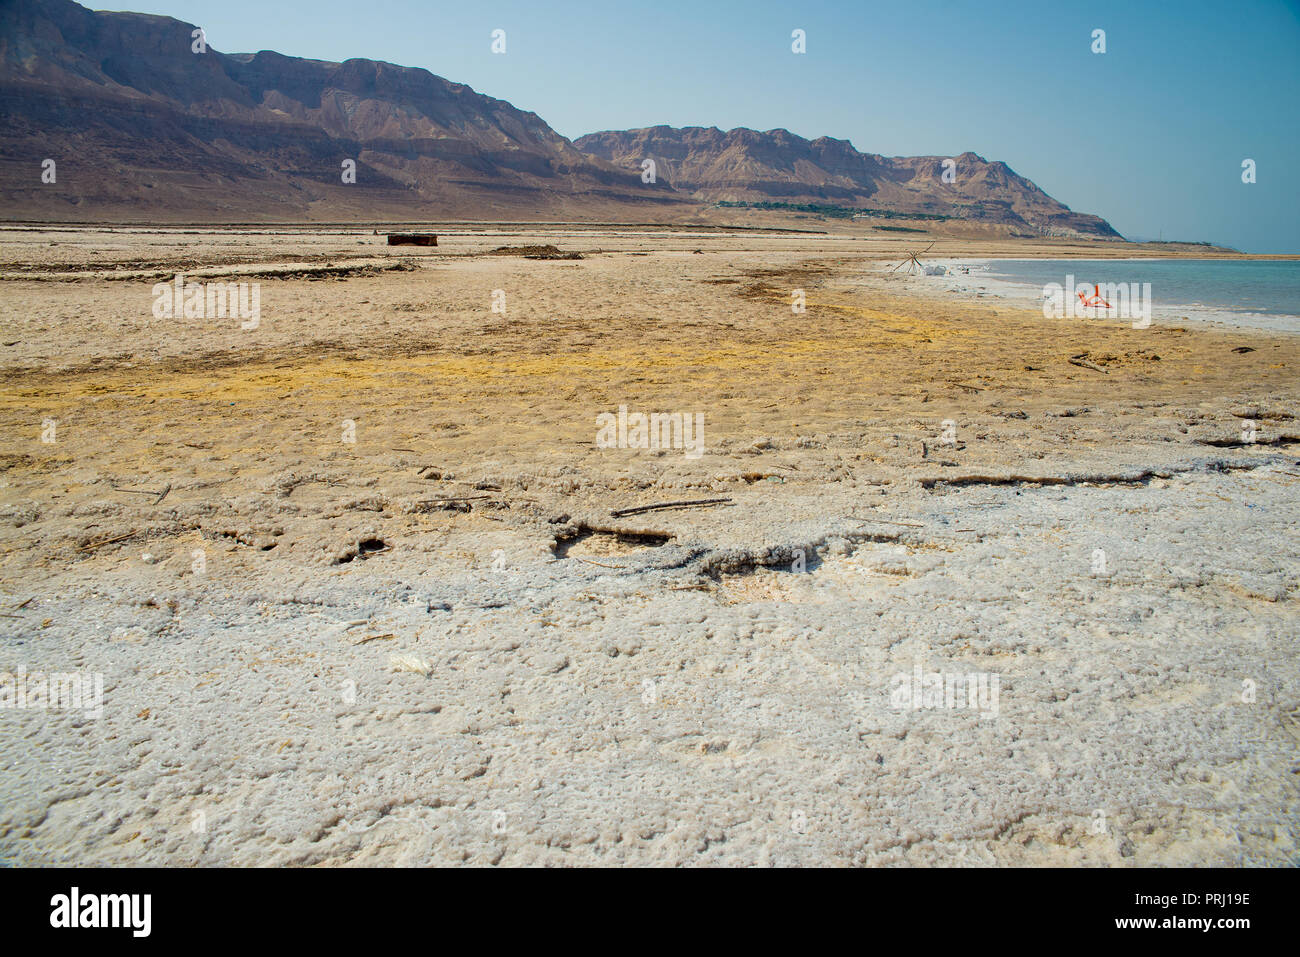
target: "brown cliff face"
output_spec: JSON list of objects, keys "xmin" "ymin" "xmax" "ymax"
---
[
  {"xmin": 575, "ymin": 127, "xmax": 1121, "ymax": 238},
  {"xmin": 0, "ymin": 0, "xmax": 683, "ymax": 221}
]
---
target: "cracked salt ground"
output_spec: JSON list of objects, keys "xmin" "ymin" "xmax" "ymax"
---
[
  {"xmin": 2, "ymin": 229, "xmax": 1298, "ymax": 865},
  {"xmin": 1, "ymin": 464, "xmax": 1294, "ymax": 866},
  {"xmin": 710, "ymin": 543, "xmax": 920, "ymax": 604}
]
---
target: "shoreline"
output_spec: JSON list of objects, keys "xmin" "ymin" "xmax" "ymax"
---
[
  {"xmin": 3, "ymin": 220, "xmax": 1299, "ymax": 257},
  {"xmin": 900, "ymin": 257, "xmax": 1300, "ymax": 334}
]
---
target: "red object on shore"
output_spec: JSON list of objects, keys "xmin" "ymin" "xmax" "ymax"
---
[{"xmin": 1077, "ymin": 283, "xmax": 1111, "ymax": 309}]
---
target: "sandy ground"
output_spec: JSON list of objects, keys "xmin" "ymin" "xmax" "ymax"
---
[{"xmin": 0, "ymin": 225, "xmax": 1297, "ymax": 866}]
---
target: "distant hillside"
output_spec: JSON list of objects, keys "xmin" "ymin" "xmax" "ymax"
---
[
  {"xmin": 575, "ymin": 126, "xmax": 1122, "ymax": 239},
  {"xmin": 0, "ymin": 0, "xmax": 686, "ymax": 221},
  {"xmin": 0, "ymin": 0, "xmax": 1119, "ymax": 236}
]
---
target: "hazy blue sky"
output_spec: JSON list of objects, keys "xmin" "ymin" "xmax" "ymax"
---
[{"xmin": 91, "ymin": 0, "xmax": 1300, "ymax": 252}]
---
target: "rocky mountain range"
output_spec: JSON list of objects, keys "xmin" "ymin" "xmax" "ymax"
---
[
  {"xmin": 0, "ymin": 0, "xmax": 1120, "ymax": 237},
  {"xmin": 0, "ymin": 0, "xmax": 684, "ymax": 221},
  {"xmin": 575, "ymin": 126, "xmax": 1120, "ymax": 238}
]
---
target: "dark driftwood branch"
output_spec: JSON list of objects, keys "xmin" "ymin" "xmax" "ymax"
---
[
  {"xmin": 111, "ymin": 483, "xmax": 171, "ymax": 503},
  {"xmin": 77, "ymin": 532, "xmax": 133, "ymax": 552},
  {"xmin": 847, "ymin": 515, "xmax": 925, "ymax": 528},
  {"xmin": 1068, "ymin": 353, "xmax": 1108, "ymax": 374},
  {"xmin": 611, "ymin": 497, "xmax": 733, "ymax": 518}
]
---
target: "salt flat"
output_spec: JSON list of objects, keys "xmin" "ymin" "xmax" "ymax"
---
[{"xmin": 1, "ymin": 226, "xmax": 1296, "ymax": 865}]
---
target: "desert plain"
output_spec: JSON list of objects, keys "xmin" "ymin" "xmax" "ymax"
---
[{"xmin": 0, "ymin": 224, "xmax": 1297, "ymax": 865}]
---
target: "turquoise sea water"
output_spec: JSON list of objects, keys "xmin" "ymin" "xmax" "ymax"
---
[{"xmin": 981, "ymin": 259, "xmax": 1300, "ymax": 321}]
